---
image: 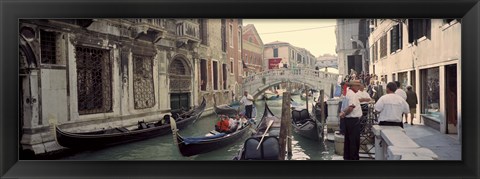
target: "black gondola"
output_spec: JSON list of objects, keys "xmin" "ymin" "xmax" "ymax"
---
[
  {"xmin": 233, "ymin": 102, "xmax": 283, "ymax": 160},
  {"xmin": 55, "ymin": 97, "xmax": 206, "ymax": 149},
  {"xmin": 170, "ymin": 116, "xmax": 252, "ymax": 157},
  {"xmin": 291, "ymin": 108, "xmax": 320, "ymax": 141},
  {"xmin": 213, "ymin": 95, "xmax": 238, "ymax": 117}
]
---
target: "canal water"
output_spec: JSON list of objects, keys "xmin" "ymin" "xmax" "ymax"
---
[{"xmin": 62, "ymin": 95, "xmax": 335, "ymax": 160}]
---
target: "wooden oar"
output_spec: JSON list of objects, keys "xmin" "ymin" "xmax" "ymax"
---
[{"xmin": 256, "ymin": 119, "xmax": 274, "ymax": 150}]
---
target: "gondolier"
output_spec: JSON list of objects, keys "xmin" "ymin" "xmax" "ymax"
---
[{"xmin": 240, "ymin": 91, "xmax": 254, "ymax": 119}]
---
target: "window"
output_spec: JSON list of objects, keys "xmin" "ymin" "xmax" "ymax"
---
[
  {"xmin": 229, "ymin": 24, "xmax": 233, "ymax": 47},
  {"xmin": 223, "ymin": 64, "xmax": 227, "ymax": 90},
  {"xmin": 213, "ymin": 61, "xmax": 218, "ymax": 90},
  {"xmin": 408, "ymin": 19, "xmax": 431, "ymax": 44},
  {"xmin": 421, "ymin": 67, "xmax": 440, "ymax": 119},
  {"xmin": 75, "ymin": 46, "xmax": 112, "ymax": 115},
  {"xmin": 230, "ymin": 59, "xmax": 234, "ymax": 74},
  {"xmin": 245, "ymin": 54, "xmax": 248, "ymax": 63},
  {"xmin": 40, "ymin": 30, "xmax": 57, "ymax": 64},
  {"xmin": 200, "ymin": 59, "xmax": 207, "ymax": 91},
  {"xmin": 199, "ymin": 19, "xmax": 208, "ymax": 45},
  {"xmin": 238, "ymin": 28, "xmax": 241, "ymax": 49},
  {"xmin": 248, "ymin": 37, "xmax": 253, "ymax": 43},
  {"xmin": 390, "ymin": 23, "xmax": 403, "ymax": 53},
  {"xmin": 273, "ymin": 48, "xmax": 278, "ymax": 57},
  {"xmin": 133, "ymin": 55, "xmax": 155, "ymax": 109},
  {"xmin": 221, "ymin": 19, "xmax": 226, "ymax": 52},
  {"xmin": 352, "ymin": 41, "xmax": 358, "ymax": 49},
  {"xmin": 380, "ymin": 34, "xmax": 387, "ymax": 58}
]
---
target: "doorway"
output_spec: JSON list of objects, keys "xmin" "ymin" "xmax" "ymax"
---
[{"xmin": 445, "ymin": 64, "xmax": 457, "ymax": 134}]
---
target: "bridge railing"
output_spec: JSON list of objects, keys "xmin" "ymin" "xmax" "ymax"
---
[{"xmin": 243, "ymin": 68, "xmax": 338, "ymax": 85}]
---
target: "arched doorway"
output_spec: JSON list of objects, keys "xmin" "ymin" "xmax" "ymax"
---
[
  {"xmin": 168, "ymin": 56, "xmax": 192, "ymax": 113},
  {"xmin": 19, "ymin": 35, "xmax": 38, "ymax": 157}
]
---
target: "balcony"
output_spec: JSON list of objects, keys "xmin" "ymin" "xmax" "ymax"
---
[
  {"xmin": 130, "ymin": 19, "xmax": 166, "ymax": 43},
  {"xmin": 175, "ymin": 20, "xmax": 200, "ymax": 47}
]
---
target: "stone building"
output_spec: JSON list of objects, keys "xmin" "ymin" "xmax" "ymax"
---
[
  {"xmin": 316, "ymin": 54, "xmax": 338, "ymax": 69},
  {"xmin": 19, "ymin": 19, "xmax": 239, "ymax": 155},
  {"xmin": 263, "ymin": 41, "xmax": 316, "ymax": 70},
  {"xmin": 335, "ymin": 19, "xmax": 369, "ymax": 77},
  {"xmin": 368, "ymin": 19, "xmax": 461, "ymax": 140},
  {"xmin": 242, "ymin": 24, "xmax": 264, "ymax": 76}
]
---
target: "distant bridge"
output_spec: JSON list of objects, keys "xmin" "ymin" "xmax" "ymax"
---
[{"xmin": 242, "ymin": 68, "xmax": 339, "ymax": 99}]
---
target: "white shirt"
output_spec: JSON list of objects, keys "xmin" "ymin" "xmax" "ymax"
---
[
  {"xmin": 240, "ymin": 94, "xmax": 254, "ymax": 106},
  {"xmin": 374, "ymin": 93, "xmax": 410, "ymax": 122},
  {"xmin": 395, "ymin": 89, "xmax": 407, "ymax": 100},
  {"xmin": 345, "ymin": 89, "xmax": 362, "ymax": 118},
  {"xmin": 229, "ymin": 118, "xmax": 238, "ymax": 129},
  {"xmin": 357, "ymin": 90, "xmax": 371, "ymax": 104}
]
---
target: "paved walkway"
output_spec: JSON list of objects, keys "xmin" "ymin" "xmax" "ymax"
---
[
  {"xmin": 330, "ymin": 115, "xmax": 461, "ymax": 160},
  {"xmin": 403, "ymin": 123, "xmax": 461, "ymax": 160}
]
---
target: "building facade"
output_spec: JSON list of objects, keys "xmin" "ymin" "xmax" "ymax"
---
[
  {"xmin": 263, "ymin": 41, "xmax": 316, "ymax": 70},
  {"xmin": 335, "ymin": 19, "xmax": 369, "ymax": 77},
  {"xmin": 19, "ymin": 18, "xmax": 241, "ymax": 155},
  {"xmin": 368, "ymin": 19, "xmax": 461, "ymax": 140},
  {"xmin": 316, "ymin": 54, "xmax": 338, "ymax": 69},
  {"xmin": 242, "ymin": 24, "xmax": 264, "ymax": 76}
]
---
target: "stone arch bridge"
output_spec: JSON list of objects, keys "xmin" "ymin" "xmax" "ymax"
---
[{"xmin": 242, "ymin": 68, "xmax": 339, "ymax": 99}]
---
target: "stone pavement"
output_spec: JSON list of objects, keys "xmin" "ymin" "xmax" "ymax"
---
[
  {"xmin": 403, "ymin": 123, "xmax": 461, "ymax": 160},
  {"xmin": 329, "ymin": 115, "xmax": 461, "ymax": 160}
]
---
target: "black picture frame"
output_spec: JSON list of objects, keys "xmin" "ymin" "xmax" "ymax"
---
[{"xmin": 1, "ymin": 0, "xmax": 479, "ymax": 178}]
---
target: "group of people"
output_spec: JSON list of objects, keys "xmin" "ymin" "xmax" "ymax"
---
[
  {"xmin": 339, "ymin": 76, "xmax": 418, "ymax": 160},
  {"xmin": 215, "ymin": 91, "xmax": 255, "ymax": 134}
]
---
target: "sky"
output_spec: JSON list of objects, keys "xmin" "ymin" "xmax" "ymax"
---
[{"xmin": 243, "ymin": 19, "xmax": 337, "ymax": 57}]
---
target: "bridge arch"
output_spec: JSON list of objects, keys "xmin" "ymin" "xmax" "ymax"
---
[{"xmin": 242, "ymin": 68, "xmax": 339, "ymax": 99}]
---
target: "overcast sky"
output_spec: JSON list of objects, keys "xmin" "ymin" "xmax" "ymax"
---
[{"xmin": 243, "ymin": 19, "xmax": 337, "ymax": 57}]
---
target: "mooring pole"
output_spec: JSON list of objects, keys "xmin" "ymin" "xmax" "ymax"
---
[
  {"xmin": 320, "ymin": 89, "xmax": 326, "ymax": 139},
  {"xmin": 279, "ymin": 92, "xmax": 292, "ymax": 160}
]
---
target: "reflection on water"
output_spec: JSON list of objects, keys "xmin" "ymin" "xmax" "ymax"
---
[{"xmin": 62, "ymin": 95, "xmax": 335, "ymax": 160}]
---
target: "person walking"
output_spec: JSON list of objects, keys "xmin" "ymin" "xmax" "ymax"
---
[
  {"xmin": 394, "ymin": 81, "xmax": 407, "ymax": 100},
  {"xmin": 339, "ymin": 80, "xmax": 363, "ymax": 160},
  {"xmin": 405, "ymin": 86, "xmax": 418, "ymax": 125},
  {"xmin": 240, "ymin": 91, "xmax": 254, "ymax": 119},
  {"xmin": 374, "ymin": 82, "xmax": 410, "ymax": 128}
]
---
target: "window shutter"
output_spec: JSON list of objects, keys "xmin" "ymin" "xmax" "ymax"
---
[{"xmin": 408, "ymin": 19, "xmax": 414, "ymax": 43}]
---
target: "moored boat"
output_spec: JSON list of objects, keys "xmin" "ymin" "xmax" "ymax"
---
[
  {"xmin": 291, "ymin": 108, "xmax": 321, "ymax": 140},
  {"xmin": 55, "ymin": 97, "xmax": 206, "ymax": 149},
  {"xmin": 233, "ymin": 102, "xmax": 283, "ymax": 160},
  {"xmin": 213, "ymin": 95, "xmax": 238, "ymax": 117}
]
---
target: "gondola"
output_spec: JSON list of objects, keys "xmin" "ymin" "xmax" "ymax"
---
[
  {"xmin": 233, "ymin": 102, "xmax": 283, "ymax": 160},
  {"xmin": 213, "ymin": 95, "xmax": 238, "ymax": 118},
  {"xmin": 170, "ymin": 116, "xmax": 253, "ymax": 157},
  {"xmin": 291, "ymin": 108, "xmax": 320, "ymax": 141},
  {"xmin": 264, "ymin": 93, "xmax": 281, "ymax": 100},
  {"xmin": 55, "ymin": 97, "xmax": 206, "ymax": 149}
]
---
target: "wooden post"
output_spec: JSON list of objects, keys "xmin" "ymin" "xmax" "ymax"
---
[
  {"xmin": 305, "ymin": 85, "xmax": 309, "ymax": 112},
  {"xmin": 279, "ymin": 92, "xmax": 292, "ymax": 160},
  {"xmin": 320, "ymin": 89, "xmax": 325, "ymax": 139}
]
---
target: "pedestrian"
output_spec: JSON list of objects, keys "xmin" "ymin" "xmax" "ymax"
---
[
  {"xmin": 240, "ymin": 91, "xmax": 254, "ymax": 119},
  {"xmin": 405, "ymin": 86, "xmax": 418, "ymax": 125},
  {"xmin": 394, "ymin": 81, "xmax": 407, "ymax": 122},
  {"xmin": 394, "ymin": 81, "xmax": 407, "ymax": 100},
  {"xmin": 339, "ymin": 80, "xmax": 363, "ymax": 160},
  {"xmin": 374, "ymin": 82, "xmax": 410, "ymax": 128}
]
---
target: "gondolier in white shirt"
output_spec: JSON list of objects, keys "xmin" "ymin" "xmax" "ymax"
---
[
  {"xmin": 240, "ymin": 91, "xmax": 254, "ymax": 119},
  {"xmin": 339, "ymin": 80, "xmax": 363, "ymax": 160},
  {"xmin": 375, "ymin": 82, "xmax": 410, "ymax": 128}
]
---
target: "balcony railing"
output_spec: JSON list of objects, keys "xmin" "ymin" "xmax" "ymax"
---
[
  {"xmin": 176, "ymin": 20, "xmax": 200, "ymax": 40},
  {"xmin": 131, "ymin": 19, "xmax": 166, "ymax": 29}
]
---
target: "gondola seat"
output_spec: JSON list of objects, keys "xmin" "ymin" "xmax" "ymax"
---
[
  {"xmin": 243, "ymin": 136, "xmax": 280, "ymax": 160},
  {"xmin": 292, "ymin": 109, "xmax": 313, "ymax": 125}
]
